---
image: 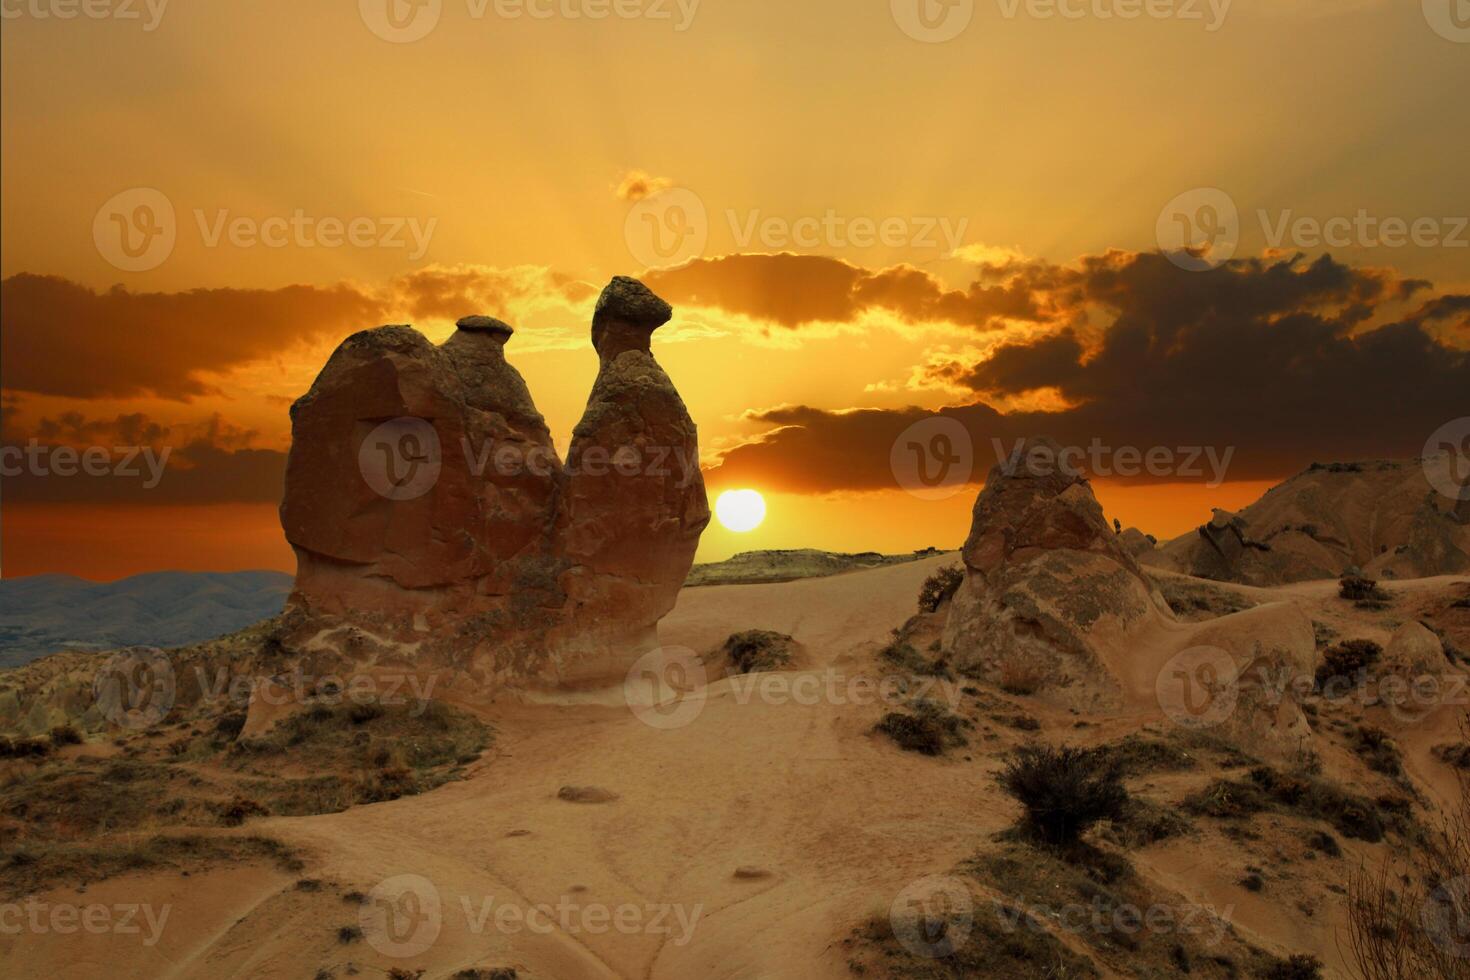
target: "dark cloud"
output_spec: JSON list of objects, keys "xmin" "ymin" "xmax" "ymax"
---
[
  {"xmin": 2, "ymin": 410, "xmax": 284, "ymax": 505},
  {"xmin": 708, "ymin": 251, "xmax": 1470, "ymax": 492},
  {"xmin": 644, "ymin": 253, "xmax": 1053, "ymax": 330},
  {"xmin": 0, "ymin": 274, "xmax": 386, "ymax": 401}
]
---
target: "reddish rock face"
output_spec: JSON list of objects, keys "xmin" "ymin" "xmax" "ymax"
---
[{"xmin": 277, "ymin": 278, "xmax": 708, "ymax": 689}]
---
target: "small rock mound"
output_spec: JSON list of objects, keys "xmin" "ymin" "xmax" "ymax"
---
[
  {"xmin": 720, "ymin": 630, "xmax": 798, "ymax": 674},
  {"xmin": 557, "ymin": 785, "xmax": 619, "ymax": 804}
]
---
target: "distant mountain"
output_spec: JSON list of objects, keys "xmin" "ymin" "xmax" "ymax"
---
[
  {"xmin": 685, "ymin": 548, "xmax": 950, "ymax": 587},
  {"xmin": 0, "ymin": 570, "xmax": 293, "ymax": 669}
]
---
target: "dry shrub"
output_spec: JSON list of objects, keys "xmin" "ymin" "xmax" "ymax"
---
[
  {"xmin": 1346, "ymin": 719, "xmax": 1470, "ymax": 979},
  {"xmin": 999, "ymin": 743, "xmax": 1129, "ymax": 847},
  {"xmin": 917, "ymin": 565, "xmax": 964, "ymax": 613},
  {"xmin": 1341, "ymin": 576, "xmax": 1389, "ymax": 603},
  {"xmin": 1316, "ymin": 640, "xmax": 1384, "ymax": 694}
]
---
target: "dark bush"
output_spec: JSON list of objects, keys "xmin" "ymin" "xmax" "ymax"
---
[
  {"xmin": 875, "ymin": 702, "xmax": 966, "ymax": 756},
  {"xmin": 1339, "ymin": 575, "xmax": 1387, "ymax": 603},
  {"xmin": 1314, "ymin": 640, "xmax": 1382, "ymax": 694},
  {"xmin": 917, "ymin": 565, "xmax": 964, "ymax": 613},
  {"xmin": 1351, "ymin": 726, "xmax": 1402, "ymax": 777},
  {"xmin": 49, "ymin": 725, "xmax": 83, "ymax": 747},
  {"xmin": 999, "ymin": 744, "xmax": 1129, "ymax": 847},
  {"xmin": 1260, "ymin": 953, "xmax": 1323, "ymax": 980},
  {"xmin": 0, "ymin": 735, "xmax": 52, "ymax": 758},
  {"xmin": 721, "ymin": 630, "xmax": 796, "ymax": 674},
  {"xmin": 213, "ymin": 713, "xmax": 247, "ymax": 741},
  {"xmin": 347, "ymin": 701, "xmax": 385, "ymax": 725}
]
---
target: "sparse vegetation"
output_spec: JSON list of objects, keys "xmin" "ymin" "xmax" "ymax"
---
[
  {"xmin": 875, "ymin": 701, "xmax": 968, "ymax": 756},
  {"xmin": 1093, "ymin": 735, "xmax": 1198, "ymax": 777},
  {"xmin": 1341, "ymin": 575, "xmax": 1390, "ymax": 607},
  {"xmin": 1104, "ymin": 797, "xmax": 1193, "ymax": 848},
  {"xmin": 1160, "ymin": 578, "xmax": 1255, "ymax": 621},
  {"xmin": 721, "ymin": 630, "xmax": 796, "ymax": 674},
  {"xmin": 879, "ymin": 639, "xmax": 952, "ymax": 679},
  {"xmin": 1346, "ymin": 765, "xmax": 1470, "ymax": 979},
  {"xmin": 1352, "ymin": 726, "xmax": 1404, "ymax": 778},
  {"xmin": 999, "ymin": 744, "xmax": 1129, "ymax": 847},
  {"xmin": 0, "ymin": 695, "xmax": 489, "ymax": 897},
  {"xmin": 1314, "ymin": 639, "xmax": 1383, "ymax": 694},
  {"xmin": 917, "ymin": 565, "xmax": 964, "ymax": 614},
  {"xmin": 1184, "ymin": 766, "xmax": 1405, "ymax": 843},
  {"xmin": 2, "ymin": 833, "xmax": 301, "ymax": 899},
  {"xmin": 845, "ymin": 886, "xmax": 1101, "ymax": 979},
  {"xmin": 1260, "ymin": 954, "xmax": 1324, "ymax": 980}
]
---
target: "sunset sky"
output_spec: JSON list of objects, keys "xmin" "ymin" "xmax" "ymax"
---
[{"xmin": 2, "ymin": 0, "xmax": 1467, "ymax": 580}]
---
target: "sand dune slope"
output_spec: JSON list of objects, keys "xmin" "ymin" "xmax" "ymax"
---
[{"xmin": 6, "ymin": 557, "xmax": 1470, "ymax": 979}]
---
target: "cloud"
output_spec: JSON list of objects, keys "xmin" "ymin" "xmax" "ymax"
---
[
  {"xmin": 392, "ymin": 264, "xmax": 596, "ymax": 323},
  {"xmin": 2, "ymin": 409, "xmax": 286, "ymax": 505},
  {"xmin": 0, "ymin": 266, "xmax": 609, "ymax": 404},
  {"xmin": 644, "ymin": 252, "xmax": 1054, "ymax": 330},
  {"xmin": 706, "ymin": 251, "xmax": 1470, "ymax": 492},
  {"xmin": 615, "ymin": 170, "xmax": 675, "ymax": 203},
  {"xmin": 0, "ymin": 274, "xmax": 385, "ymax": 401}
]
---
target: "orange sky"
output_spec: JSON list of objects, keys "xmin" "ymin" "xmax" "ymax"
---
[{"xmin": 2, "ymin": 0, "xmax": 1467, "ymax": 580}]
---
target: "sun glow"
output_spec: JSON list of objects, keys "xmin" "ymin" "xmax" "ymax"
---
[{"xmin": 714, "ymin": 489, "xmax": 767, "ymax": 533}]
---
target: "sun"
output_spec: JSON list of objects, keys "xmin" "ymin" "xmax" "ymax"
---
[{"xmin": 714, "ymin": 489, "xmax": 766, "ymax": 533}]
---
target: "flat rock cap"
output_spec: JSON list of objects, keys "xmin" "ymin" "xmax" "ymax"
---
[
  {"xmin": 456, "ymin": 315, "xmax": 515, "ymax": 337},
  {"xmin": 594, "ymin": 276, "xmax": 672, "ymax": 330}
]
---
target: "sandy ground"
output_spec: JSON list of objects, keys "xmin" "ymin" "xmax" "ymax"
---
[{"xmin": 5, "ymin": 556, "xmax": 1468, "ymax": 979}]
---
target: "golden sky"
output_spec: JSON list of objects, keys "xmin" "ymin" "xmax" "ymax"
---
[{"xmin": 2, "ymin": 0, "xmax": 1467, "ymax": 579}]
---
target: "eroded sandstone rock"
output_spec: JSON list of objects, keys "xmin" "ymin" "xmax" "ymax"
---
[
  {"xmin": 941, "ymin": 438, "xmax": 1174, "ymax": 711},
  {"xmin": 941, "ymin": 437, "xmax": 1315, "ymax": 747},
  {"xmin": 277, "ymin": 277, "xmax": 707, "ymax": 691}
]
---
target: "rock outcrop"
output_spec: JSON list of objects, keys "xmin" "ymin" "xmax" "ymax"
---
[
  {"xmin": 1145, "ymin": 459, "xmax": 1470, "ymax": 585},
  {"xmin": 553, "ymin": 279, "xmax": 710, "ymax": 683},
  {"xmin": 941, "ymin": 438, "xmax": 1175, "ymax": 711},
  {"xmin": 277, "ymin": 277, "xmax": 709, "ymax": 690},
  {"xmin": 942, "ymin": 437, "xmax": 1315, "ymax": 745}
]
